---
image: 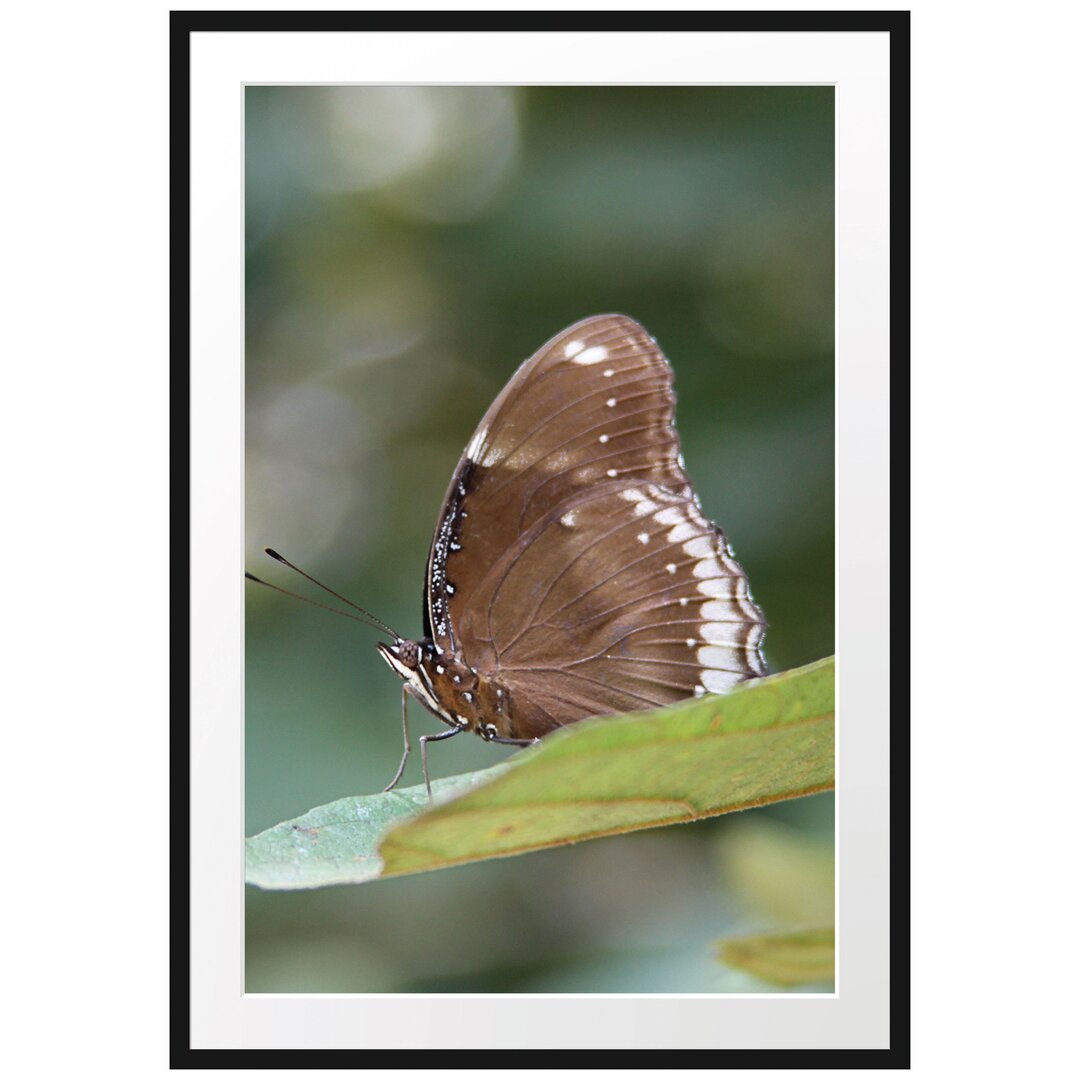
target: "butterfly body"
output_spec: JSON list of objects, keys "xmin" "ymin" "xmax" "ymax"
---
[
  {"xmin": 376, "ymin": 638, "xmax": 521, "ymax": 741},
  {"xmin": 375, "ymin": 314, "xmax": 768, "ymax": 764}
]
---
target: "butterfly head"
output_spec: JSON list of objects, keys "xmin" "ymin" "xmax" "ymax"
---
[
  {"xmin": 376, "ymin": 638, "xmax": 420, "ymax": 679},
  {"xmin": 375, "ymin": 637, "xmax": 462, "ymax": 731}
]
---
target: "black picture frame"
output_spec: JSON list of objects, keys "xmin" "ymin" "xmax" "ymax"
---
[{"xmin": 171, "ymin": 8, "xmax": 909, "ymax": 1067}]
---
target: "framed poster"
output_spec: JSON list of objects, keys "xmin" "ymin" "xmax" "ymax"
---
[{"xmin": 174, "ymin": 9, "xmax": 908, "ymax": 1065}]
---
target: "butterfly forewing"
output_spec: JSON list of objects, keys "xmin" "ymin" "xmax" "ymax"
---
[
  {"xmin": 425, "ymin": 314, "xmax": 766, "ymax": 739},
  {"xmin": 427, "ymin": 315, "xmax": 680, "ymax": 644}
]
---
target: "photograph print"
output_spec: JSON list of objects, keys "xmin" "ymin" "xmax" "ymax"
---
[{"xmin": 244, "ymin": 84, "xmax": 836, "ymax": 995}]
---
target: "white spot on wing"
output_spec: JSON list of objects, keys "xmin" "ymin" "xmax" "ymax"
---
[
  {"xmin": 701, "ymin": 597, "xmax": 737, "ymax": 618},
  {"xmin": 683, "ymin": 536, "xmax": 714, "ymax": 559},
  {"xmin": 698, "ymin": 644, "xmax": 748, "ymax": 668},
  {"xmin": 464, "ymin": 425, "xmax": 488, "ymax": 463},
  {"xmin": 598, "ymin": 434, "xmax": 609, "ymax": 443},
  {"xmin": 603, "ymin": 368, "xmax": 614, "ymax": 377},
  {"xmin": 606, "ymin": 468, "xmax": 618, "ymax": 477},
  {"xmin": 572, "ymin": 345, "xmax": 608, "ymax": 365},
  {"xmin": 698, "ymin": 578, "xmax": 744, "ymax": 599},
  {"xmin": 564, "ymin": 339, "xmax": 585, "ymax": 358},
  {"xmin": 480, "ymin": 443, "xmax": 506, "ymax": 467},
  {"xmin": 701, "ymin": 623, "xmax": 738, "ymax": 645},
  {"xmin": 720, "ymin": 551, "xmax": 742, "ymax": 574},
  {"xmin": 654, "ymin": 507, "xmax": 683, "ymax": 526},
  {"xmin": 560, "ymin": 511, "xmax": 576, "ymax": 527},
  {"xmin": 737, "ymin": 595, "xmax": 761, "ymax": 620},
  {"xmin": 666, "ymin": 562, "xmax": 677, "ymax": 573},
  {"xmin": 666, "ymin": 523, "xmax": 698, "ymax": 543},
  {"xmin": 620, "ymin": 489, "xmax": 644, "ymax": 502},
  {"xmin": 637, "ymin": 532, "xmax": 649, "ymax": 544},
  {"xmin": 701, "ymin": 670, "xmax": 737, "ymax": 693},
  {"xmin": 606, "ymin": 397, "xmax": 617, "ymax": 407}
]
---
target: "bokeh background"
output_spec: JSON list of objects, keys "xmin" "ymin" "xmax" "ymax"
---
[{"xmin": 246, "ymin": 85, "xmax": 834, "ymax": 992}]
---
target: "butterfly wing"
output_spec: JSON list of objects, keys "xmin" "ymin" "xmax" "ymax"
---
[{"xmin": 425, "ymin": 314, "xmax": 766, "ymax": 738}]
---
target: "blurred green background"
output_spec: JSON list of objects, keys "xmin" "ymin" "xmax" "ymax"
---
[{"xmin": 246, "ymin": 85, "xmax": 834, "ymax": 992}]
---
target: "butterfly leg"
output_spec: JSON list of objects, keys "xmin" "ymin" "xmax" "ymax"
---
[
  {"xmin": 383, "ymin": 686, "xmax": 413, "ymax": 792},
  {"xmin": 488, "ymin": 735, "xmax": 540, "ymax": 747},
  {"xmin": 419, "ymin": 726, "xmax": 463, "ymax": 800}
]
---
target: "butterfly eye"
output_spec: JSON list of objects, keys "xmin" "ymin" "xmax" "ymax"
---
[{"xmin": 396, "ymin": 640, "xmax": 419, "ymax": 669}]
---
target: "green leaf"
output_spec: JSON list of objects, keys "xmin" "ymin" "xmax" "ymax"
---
[
  {"xmin": 716, "ymin": 927, "xmax": 835, "ymax": 987},
  {"xmin": 244, "ymin": 766, "xmax": 510, "ymax": 889},
  {"xmin": 246, "ymin": 656, "xmax": 833, "ymax": 889}
]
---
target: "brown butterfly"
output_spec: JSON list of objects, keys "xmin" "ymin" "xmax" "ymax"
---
[{"xmin": 251, "ymin": 314, "xmax": 766, "ymax": 794}]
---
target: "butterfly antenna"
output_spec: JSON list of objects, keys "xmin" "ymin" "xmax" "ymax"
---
[
  {"xmin": 259, "ymin": 548, "xmax": 400, "ymax": 639},
  {"xmin": 245, "ymin": 573, "xmax": 396, "ymax": 637}
]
